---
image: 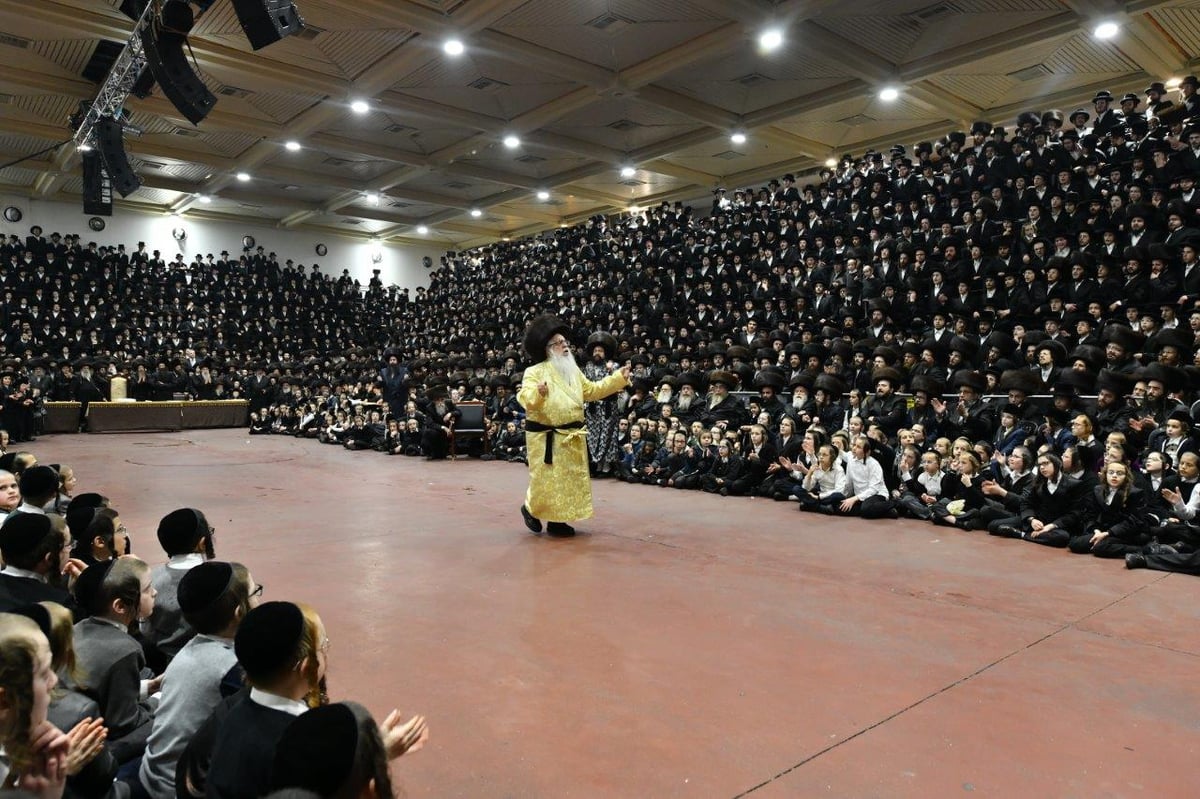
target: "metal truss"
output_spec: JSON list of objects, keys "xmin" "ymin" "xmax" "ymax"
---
[{"xmin": 72, "ymin": 0, "xmax": 157, "ymax": 149}]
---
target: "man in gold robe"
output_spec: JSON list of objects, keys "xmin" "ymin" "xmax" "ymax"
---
[{"xmin": 518, "ymin": 315, "xmax": 629, "ymax": 537}]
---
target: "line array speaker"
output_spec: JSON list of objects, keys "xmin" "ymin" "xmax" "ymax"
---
[
  {"xmin": 94, "ymin": 116, "xmax": 142, "ymax": 198},
  {"xmin": 81, "ymin": 151, "xmax": 113, "ymax": 216},
  {"xmin": 139, "ymin": 2, "xmax": 216, "ymax": 125}
]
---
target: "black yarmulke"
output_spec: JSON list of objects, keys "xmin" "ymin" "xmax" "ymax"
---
[
  {"xmin": 19, "ymin": 466, "xmax": 59, "ymax": 499},
  {"xmin": 67, "ymin": 493, "xmax": 106, "ymax": 511},
  {"xmin": 72, "ymin": 561, "xmax": 115, "ymax": 617},
  {"xmin": 235, "ymin": 601, "xmax": 305, "ymax": 681},
  {"xmin": 0, "ymin": 513, "xmax": 52, "ymax": 557},
  {"xmin": 10, "ymin": 603, "xmax": 52, "ymax": 641},
  {"xmin": 178, "ymin": 561, "xmax": 234, "ymax": 613},
  {"xmin": 271, "ymin": 703, "xmax": 359, "ymax": 796},
  {"xmin": 157, "ymin": 508, "xmax": 205, "ymax": 554}
]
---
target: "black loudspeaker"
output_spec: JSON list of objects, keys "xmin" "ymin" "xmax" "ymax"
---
[
  {"xmin": 81, "ymin": 152, "xmax": 113, "ymax": 216},
  {"xmin": 140, "ymin": 4, "xmax": 216, "ymax": 126},
  {"xmin": 231, "ymin": 0, "xmax": 305, "ymax": 51},
  {"xmin": 94, "ymin": 117, "xmax": 141, "ymax": 198}
]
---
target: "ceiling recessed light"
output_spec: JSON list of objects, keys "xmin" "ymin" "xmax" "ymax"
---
[
  {"xmin": 236, "ymin": 172, "xmax": 251, "ymax": 182},
  {"xmin": 879, "ymin": 87, "xmax": 900, "ymax": 102},
  {"xmin": 197, "ymin": 195, "xmax": 212, "ymax": 204},
  {"xmin": 443, "ymin": 38, "xmax": 464, "ymax": 56},
  {"xmin": 825, "ymin": 158, "xmax": 838, "ymax": 168},
  {"xmin": 350, "ymin": 99, "xmax": 370, "ymax": 114},
  {"xmin": 365, "ymin": 192, "xmax": 380, "ymax": 205},
  {"xmin": 536, "ymin": 190, "xmax": 550, "ymax": 201},
  {"xmin": 284, "ymin": 140, "xmax": 301, "ymax": 151},
  {"xmin": 470, "ymin": 208, "xmax": 482, "ymax": 217},
  {"xmin": 416, "ymin": 225, "xmax": 429, "ymax": 235},
  {"xmin": 503, "ymin": 134, "xmax": 520, "ymax": 149},
  {"xmin": 620, "ymin": 166, "xmax": 636, "ymax": 178},
  {"xmin": 759, "ymin": 29, "xmax": 783, "ymax": 52},
  {"xmin": 730, "ymin": 131, "xmax": 747, "ymax": 145},
  {"xmin": 1094, "ymin": 21, "xmax": 1119, "ymax": 39},
  {"xmin": 1166, "ymin": 77, "xmax": 1182, "ymax": 88}
]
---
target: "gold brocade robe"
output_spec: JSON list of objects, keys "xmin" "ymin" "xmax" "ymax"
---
[{"xmin": 518, "ymin": 361, "xmax": 629, "ymax": 522}]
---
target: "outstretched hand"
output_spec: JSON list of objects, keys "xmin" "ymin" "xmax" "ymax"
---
[
  {"xmin": 618, "ymin": 364, "xmax": 632, "ymax": 381},
  {"xmin": 380, "ymin": 710, "xmax": 429, "ymax": 759}
]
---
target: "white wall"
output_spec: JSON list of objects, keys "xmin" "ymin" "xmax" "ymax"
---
[{"xmin": 0, "ymin": 195, "xmax": 438, "ymax": 292}]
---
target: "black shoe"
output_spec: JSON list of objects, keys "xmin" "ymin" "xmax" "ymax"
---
[
  {"xmin": 1125, "ymin": 553, "xmax": 1147, "ymax": 569},
  {"xmin": 520, "ymin": 505, "xmax": 542, "ymax": 534},
  {"xmin": 993, "ymin": 525, "xmax": 1024, "ymax": 539},
  {"xmin": 546, "ymin": 522, "xmax": 575, "ymax": 537}
]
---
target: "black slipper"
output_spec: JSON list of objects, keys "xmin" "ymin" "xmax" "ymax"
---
[{"xmin": 547, "ymin": 522, "xmax": 576, "ymax": 537}]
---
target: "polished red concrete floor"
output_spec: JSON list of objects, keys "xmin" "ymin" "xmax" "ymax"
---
[{"xmin": 29, "ymin": 430, "xmax": 1200, "ymax": 797}]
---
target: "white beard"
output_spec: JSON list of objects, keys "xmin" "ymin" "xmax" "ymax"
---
[
  {"xmin": 548, "ymin": 350, "xmax": 581, "ymax": 388},
  {"xmin": 676, "ymin": 394, "xmax": 693, "ymax": 412},
  {"xmin": 708, "ymin": 392, "xmax": 724, "ymax": 409}
]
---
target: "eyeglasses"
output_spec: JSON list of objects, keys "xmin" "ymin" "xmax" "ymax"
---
[
  {"xmin": 548, "ymin": 337, "xmax": 569, "ymax": 347},
  {"xmin": 249, "ymin": 583, "xmax": 264, "ymax": 598}
]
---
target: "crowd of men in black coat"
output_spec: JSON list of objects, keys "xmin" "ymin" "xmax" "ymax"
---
[{"xmin": 5, "ymin": 79, "xmax": 1200, "ymax": 573}]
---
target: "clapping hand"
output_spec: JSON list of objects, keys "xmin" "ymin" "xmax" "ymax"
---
[
  {"xmin": 1162, "ymin": 487, "xmax": 1183, "ymax": 506},
  {"xmin": 537, "ymin": 381, "xmax": 549, "ymax": 397},
  {"xmin": 64, "ymin": 718, "xmax": 107, "ymax": 776}
]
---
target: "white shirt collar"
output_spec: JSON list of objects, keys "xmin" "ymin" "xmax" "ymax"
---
[
  {"xmin": 15, "ymin": 504, "xmax": 45, "ymax": 515},
  {"xmin": 1, "ymin": 565, "xmax": 45, "ymax": 582},
  {"xmin": 249, "ymin": 688, "xmax": 309, "ymax": 717},
  {"xmin": 167, "ymin": 552, "xmax": 206, "ymax": 571}
]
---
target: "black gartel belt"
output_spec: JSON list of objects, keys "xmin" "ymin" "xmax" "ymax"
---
[{"xmin": 525, "ymin": 420, "xmax": 584, "ymax": 464}]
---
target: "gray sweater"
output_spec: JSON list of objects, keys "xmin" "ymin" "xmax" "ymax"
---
[
  {"xmin": 138, "ymin": 634, "xmax": 238, "ymax": 799},
  {"xmin": 71, "ymin": 617, "xmax": 155, "ymax": 761},
  {"xmin": 142, "ymin": 560, "xmax": 199, "ymax": 663}
]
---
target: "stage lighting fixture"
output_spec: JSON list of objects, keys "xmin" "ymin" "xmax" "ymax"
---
[
  {"xmin": 231, "ymin": 0, "xmax": 306, "ymax": 51},
  {"xmin": 94, "ymin": 115, "xmax": 142, "ymax": 197},
  {"xmin": 140, "ymin": 1, "xmax": 217, "ymax": 125}
]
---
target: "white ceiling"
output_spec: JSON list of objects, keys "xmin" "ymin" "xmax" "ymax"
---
[{"xmin": 0, "ymin": 0, "xmax": 1198, "ymax": 249}]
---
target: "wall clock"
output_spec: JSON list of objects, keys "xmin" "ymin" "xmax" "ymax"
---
[
  {"xmin": 89, "ymin": 217, "xmax": 106, "ymax": 232},
  {"xmin": 3, "ymin": 207, "xmax": 21, "ymax": 223},
  {"xmin": 315, "ymin": 243, "xmax": 327, "ymax": 256}
]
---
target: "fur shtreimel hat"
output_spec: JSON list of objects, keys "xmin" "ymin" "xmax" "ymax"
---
[{"xmin": 523, "ymin": 314, "xmax": 570, "ymax": 361}]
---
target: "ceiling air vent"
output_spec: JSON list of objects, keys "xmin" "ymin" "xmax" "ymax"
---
[
  {"xmin": 1008, "ymin": 64, "xmax": 1052, "ymax": 82},
  {"xmin": 619, "ymin": 178, "xmax": 645, "ymax": 186},
  {"xmin": 838, "ymin": 114, "xmax": 876, "ymax": 126},
  {"xmin": 712, "ymin": 150, "xmax": 744, "ymax": 160},
  {"xmin": 385, "ymin": 123, "xmax": 415, "ymax": 133},
  {"xmin": 294, "ymin": 25, "xmax": 324, "ymax": 41},
  {"xmin": 516, "ymin": 154, "xmax": 545, "ymax": 163},
  {"xmin": 608, "ymin": 118, "xmax": 640, "ymax": 131},
  {"xmin": 469, "ymin": 76, "xmax": 509, "ymax": 92},
  {"xmin": 445, "ymin": 180, "xmax": 471, "ymax": 189},
  {"xmin": 586, "ymin": 13, "xmax": 633, "ymax": 33},
  {"xmin": 219, "ymin": 85, "xmax": 253, "ymax": 98},
  {"xmin": 389, "ymin": 200, "xmax": 411, "ymax": 208},
  {"xmin": 173, "ymin": 128, "xmax": 201, "ymax": 137},
  {"xmin": 323, "ymin": 157, "xmax": 352, "ymax": 167},
  {"xmin": 737, "ymin": 72, "xmax": 772, "ymax": 87},
  {"xmin": 0, "ymin": 33, "xmax": 29, "ymax": 49},
  {"xmin": 141, "ymin": 161, "xmax": 167, "ymax": 169},
  {"xmin": 913, "ymin": 2, "xmax": 959, "ymax": 22},
  {"xmin": 238, "ymin": 203, "xmax": 263, "ymax": 210},
  {"xmin": 341, "ymin": 219, "xmax": 363, "ymax": 225},
  {"xmin": 280, "ymin": 184, "xmax": 300, "ymax": 190}
]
